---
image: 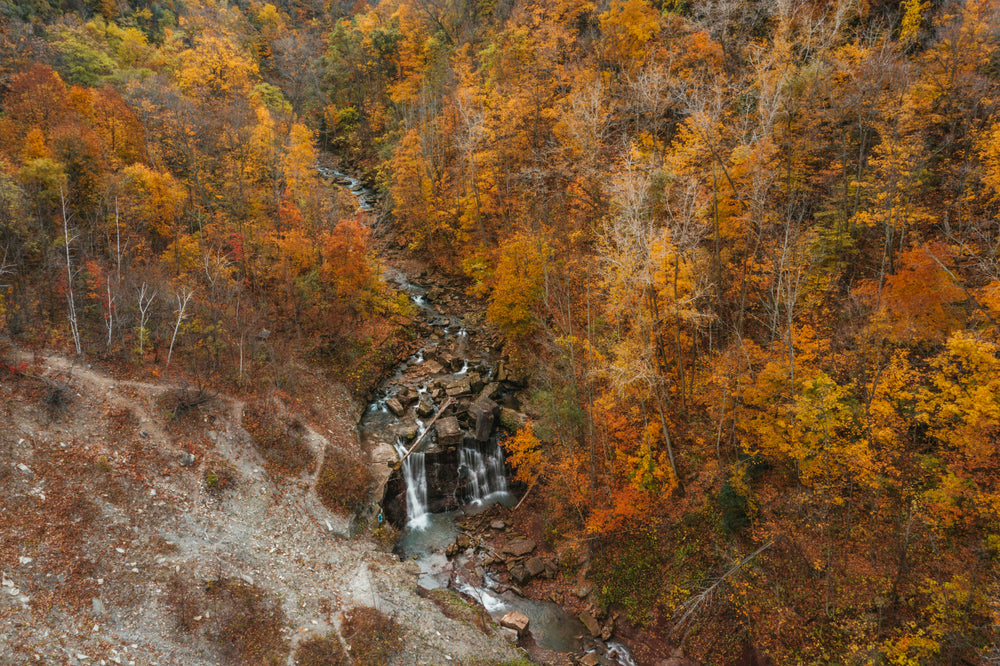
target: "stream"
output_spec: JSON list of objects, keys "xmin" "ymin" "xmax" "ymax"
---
[{"xmin": 319, "ymin": 165, "xmax": 636, "ymax": 666}]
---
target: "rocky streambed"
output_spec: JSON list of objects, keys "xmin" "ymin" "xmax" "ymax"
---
[{"xmin": 321, "ymin": 165, "xmax": 639, "ymax": 666}]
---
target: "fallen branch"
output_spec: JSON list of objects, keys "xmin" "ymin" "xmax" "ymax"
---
[
  {"xmin": 394, "ymin": 397, "xmax": 453, "ymax": 468},
  {"xmin": 673, "ymin": 540, "xmax": 774, "ymax": 638}
]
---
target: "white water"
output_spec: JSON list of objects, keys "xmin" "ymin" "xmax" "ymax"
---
[
  {"xmin": 459, "ymin": 440, "xmax": 509, "ymax": 505},
  {"xmin": 394, "ymin": 438, "xmax": 429, "ymax": 529}
]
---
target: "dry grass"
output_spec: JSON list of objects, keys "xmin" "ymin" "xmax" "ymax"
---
[
  {"xmin": 342, "ymin": 606, "xmax": 404, "ymax": 666},
  {"xmin": 243, "ymin": 398, "xmax": 315, "ymax": 475},
  {"xmin": 294, "ymin": 634, "xmax": 348, "ymax": 665},
  {"xmin": 316, "ymin": 446, "xmax": 374, "ymax": 514}
]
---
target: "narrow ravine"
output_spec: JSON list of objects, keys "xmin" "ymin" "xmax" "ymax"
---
[{"xmin": 320, "ymin": 165, "xmax": 637, "ymax": 666}]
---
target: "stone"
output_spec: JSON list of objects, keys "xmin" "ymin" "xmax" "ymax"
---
[
  {"xmin": 435, "ymin": 417, "xmax": 463, "ymax": 448},
  {"xmin": 601, "ymin": 620, "xmax": 614, "ymax": 641},
  {"xmin": 502, "ymin": 538, "xmax": 536, "ymax": 557},
  {"xmin": 579, "ymin": 611, "xmax": 601, "ymax": 638},
  {"xmin": 469, "ymin": 397, "xmax": 499, "ymax": 442},
  {"xmin": 446, "ymin": 542, "xmax": 462, "ymax": 558},
  {"xmin": 525, "ymin": 556, "xmax": 545, "ymax": 578},
  {"xmin": 656, "ymin": 660, "xmax": 700, "ymax": 666},
  {"xmin": 392, "ymin": 421, "xmax": 418, "ymax": 440},
  {"xmin": 543, "ymin": 559, "xmax": 559, "ymax": 579},
  {"xmin": 455, "ymin": 533, "xmax": 471, "ymax": 549},
  {"xmin": 397, "ymin": 387, "xmax": 418, "ymax": 406},
  {"xmin": 423, "ymin": 360, "xmax": 446, "ymax": 375},
  {"xmin": 416, "ymin": 398, "xmax": 436, "ymax": 418},
  {"xmin": 500, "ymin": 610, "xmax": 530, "ymax": 635},
  {"xmin": 499, "ymin": 407, "xmax": 528, "ymax": 432},
  {"xmin": 509, "ymin": 563, "xmax": 532, "ymax": 586},
  {"xmin": 91, "ymin": 598, "xmax": 106, "ymax": 615},
  {"xmin": 467, "ymin": 372, "xmax": 483, "ymax": 392},
  {"xmin": 444, "ymin": 377, "xmax": 472, "ymax": 397},
  {"xmin": 490, "ymin": 520, "xmax": 506, "ymax": 530},
  {"xmin": 500, "ymin": 627, "xmax": 520, "ymax": 643},
  {"xmin": 574, "ymin": 582, "xmax": 595, "ymax": 598},
  {"xmin": 578, "ymin": 653, "xmax": 601, "ymax": 666},
  {"xmin": 478, "ymin": 382, "xmax": 502, "ymax": 401},
  {"xmin": 386, "ymin": 397, "xmax": 405, "ymax": 417}
]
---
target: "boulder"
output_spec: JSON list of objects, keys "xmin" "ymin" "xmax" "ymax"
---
[
  {"xmin": 500, "ymin": 610, "xmax": 530, "ymax": 635},
  {"xmin": 469, "ymin": 397, "xmax": 499, "ymax": 442},
  {"xmin": 444, "ymin": 377, "xmax": 472, "ymax": 397},
  {"xmin": 478, "ymin": 382, "xmax": 503, "ymax": 401},
  {"xmin": 455, "ymin": 533, "xmax": 471, "ymax": 549},
  {"xmin": 524, "ymin": 556, "xmax": 545, "ymax": 578},
  {"xmin": 392, "ymin": 421, "xmax": 418, "ymax": 440},
  {"xmin": 502, "ymin": 538, "xmax": 536, "ymax": 557},
  {"xmin": 490, "ymin": 520, "xmax": 506, "ymax": 530},
  {"xmin": 386, "ymin": 397, "xmax": 405, "ymax": 417},
  {"xmin": 509, "ymin": 563, "xmax": 532, "ymax": 585},
  {"xmin": 423, "ymin": 360, "xmax": 446, "ymax": 375},
  {"xmin": 416, "ymin": 398, "xmax": 436, "ymax": 418},
  {"xmin": 435, "ymin": 416, "xmax": 463, "ymax": 448},
  {"xmin": 579, "ymin": 611, "xmax": 601, "ymax": 638},
  {"xmin": 467, "ymin": 371, "xmax": 484, "ymax": 393},
  {"xmin": 397, "ymin": 387, "xmax": 418, "ymax": 406},
  {"xmin": 499, "ymin": 407, "xmax": 528, "ymax": 432},
  {"xmin": 574, "ymin": 582, "xmax": 595, "ymax": 599},
  {"xmin": 578, "ymin": 653, "xmax": 601, "ymax": 666}
]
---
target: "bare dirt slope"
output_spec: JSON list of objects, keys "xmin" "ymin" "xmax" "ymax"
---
[{"xmin": 0, "ymin": 353, "xmax": 521, "ymax": 665}]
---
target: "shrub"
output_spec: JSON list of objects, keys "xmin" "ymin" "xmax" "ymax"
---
[
  {"xmin": 316, "ymin": 446, "xmax": 373, "ymax": 514},
  {"xmin": 159, "ymin": 385, "xmax": 213, "ymax": 421},
  {"xmin": 243, "ymin": 399, "xmax": 314, "ymax": 475},
  {"xmin": 342, "ymin": 606, "xmax": 403, "ymax": 666},
  {"xmin": 294, "ymin": 634, "xmax": 348, "ymax": 666},
  {"xmin": 203, "ymin": 454, "xmax": 239, "ymax": 494},
  {"xmin": 206, "ymin": 578, "xmax": 288, "ymax": 665}
]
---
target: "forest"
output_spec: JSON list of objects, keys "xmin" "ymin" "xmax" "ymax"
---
[{"xmin": 1, "ymin": 0, "xmax": 999, "ymax": 662}]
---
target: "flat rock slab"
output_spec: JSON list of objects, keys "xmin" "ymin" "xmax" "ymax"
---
[
  {"xmin": 503, "ymin": 538, "xmax": 536, "ymax": 557},
  {"xmin": 524, "ymin": 556, "xmax": 545, "ymax": 578},
  {"xmin": 579, "ymin": 611, "xmax": 601, "ymax": 638},
  {"xmin": 500, "ymin": 610, "xmax": 530, "ymax": 635},
  {"xmin": 435, "ymin": 416, "xmax": 463, "ymax": 447}
]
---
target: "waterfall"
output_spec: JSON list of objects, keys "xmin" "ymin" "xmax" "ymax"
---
[
  {"xmin": 458, "ymin": 439, "xmax": 509, "ymax": 504},
  {"xmin": 394, "ymin": 438, "xmax": 429, "ymax": 529}
]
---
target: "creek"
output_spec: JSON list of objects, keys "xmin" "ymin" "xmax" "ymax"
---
[{"xmin": 320, "ymin": 165, "xmax": 636, "ymax": 666}]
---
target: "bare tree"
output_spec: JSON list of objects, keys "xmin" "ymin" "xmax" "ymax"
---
[
  {"xmin": 167, "ymin": 287, "xmax": 195, "ymax": 367},
  {"xmin": 137, "ymin": 283, "xmax": 156, "ymax": 355},
  {"xmin": 60, "ymin": 187, "xmax": 82, "ymax": 356}
]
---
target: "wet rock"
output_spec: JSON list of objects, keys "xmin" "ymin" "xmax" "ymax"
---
[
  {"xmin": 499, "ymin": 407, "xmax": 528, "ymax": 432},
  {"xmin": 500, "ymin": 627, "xmax": 520, "ymax": 643},
  {"xmin": 416, "ymin": 398, "xmax": 436, "ymax": 418},
  {"xmin": 578, "ymin": 653, "xmax": 601, "ymax": 666},
  {"xmin": 397, "ymin": 387, "xmax": 418, "ymax": 406},
  {"xmin": 467, "ymin": 372, "xmax": 484, "ymax": 393},
  {"xmin": 444, "ymin": 377, "xmax": 472, "ymax": 397},
  {"xmin": 469, "ymin": 397, "xmax": 499, "ymax": 442},
  {"xmin": 386, "ymin": 397, "xmax": 405, "ymax": 417},
  {"xmin": 435, "ymin": 417, "xmax": 463, "ymax": 448},
  {"xmin": 502, "ymin": 539, "xmax": 536, "ymax": 557},
  {"xmin": 496, "ymin": 362, "xmax": 526, "ymax": 386},
  {"xmin": 392, "ymin": 421, "xmax": 419, "ymax": 440},
  {"xmin": 580, "ymin": 611, "xmax": 601, "ymax": 638},
  {"xmin": 423, "ymin": 360, "xmax": 446, "ymax": 375},
  {"xmin": 601, "ymin": 616, "xmax": 614, "ymax": 641},
  {"xmin": 455, "ymin": 533, "xmax": 471, "ymax": 549},
  {"xmin": 478, "ymin": 382, "xmax": 503, "ymax": 401},
  {"xmin": 500, "ymin": 610, "xmax": 529, "ymax": 635}
]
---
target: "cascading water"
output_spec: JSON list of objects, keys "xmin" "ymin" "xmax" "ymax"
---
[
  {"xmin": 458, "ymin": 440, "xmax": 509, "ymax": 505},
  {"xmin": 394, "ymin": 438, "xmax": 429, "ymax": 529}
]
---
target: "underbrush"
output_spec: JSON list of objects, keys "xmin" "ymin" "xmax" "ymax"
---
[
  {"xmin": 316, "ymin": 446, "xmax": 373, "ymax": 513},
  {"xmin": 203, "ymin": 453, "xmax": 239, "ymax": 494},
  {"xmin": 294, "ymin": 633, "xmax": 347, "ymax": 665},
  {"xmin": 342, "ymin": 606, "xmax": 404, "ymax": 666},
  {"xmin": 168, "ymin": 574, "xmax": 288, "ymax": 664},
  {"xmin": 243, "ymin": 398, "xmax": 315, "ymax": 475},
  {"xmin": 419, "ymin": 588, "xmax": 493, "ymax": 634}
]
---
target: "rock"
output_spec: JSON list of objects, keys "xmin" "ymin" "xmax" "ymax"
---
[
  {"xmin": 179, "ymin": 452, "xmax": 195, "ymax": 467},
  {"xmin": 423, "ymin": 360, "xmax": 446, "ymax": 375},
  {"xmin": 579, "ymin": 611, "xmax": 602, "ymax": 638},
  {"xmin": 435, "ymin": 417, "xmax": 463, "ymax": 448},
  {"xmin": 578, "ymin": 653, "xmax": 601, "ymax": 666},
  {"xmin": 490, "ymin": 520, "xmax": 506, "ymax": 530},
  {"xmin": 496, "ymin": 362, "xmax": 526, "ymax": 386},
  {"xmin": 525, "ymin": 556, "xmax": 546, "ymax": 578},
  {"xmin": 467, "ymin": 371, "xmax": 483, "ymax": 392},
  {"xmin": 91, "ymin": 598, "xmax": 106, "ymax": 615},
  {"xmin": 469, "ymin": 397, "xmax": 499, "ymax": 442},
  {"xmin": 444, "ymin": 377, "xmax": 472, "ymax": 397},
  {"xmin": 416, "ymin": 398, "xmax": 436, "ymax": 418},
  {"xmin": 656, "ymin": 659, "xmax": 701, "ymax": 666},
  {"xmin": 397, "ymin": 387, "xmax": 418, "ymax": 406},
  {"xmin": 500, "ymin": 610, "xmax": 530, "ymax": 635},
  {"xmin": 500, "ymin": 627, "xmax": 520, "ymax": 643},
  {"xmin": 446, "ymin": 542, "xmax": 462, "ymax": 558},
  {"xmin": 386, "ymin": 397, "xmax": 405, "ymax": 417},
  {"xmin": 392, "ymin": 421, "xmax": 419, "ymax": 440},
  {"xmin": 502, "ymin": 538, "xmax": 536, "ymax": 557},
  {"xmin": 601, "ymin": 619, "xmax": 614, "ymax": 641},
  {"xmin": 543, "ymin": 559, "xmax": 559, "ymax": 579},
  {"xmin": 509, "ymin": 563, "xmax": 532, "ymax": 586},
  {"xmin": 455, "ymin": 533, "xmax": 471, "ymax": 549},
  {"xmin": 499, "ymin": 407, "xmax": 528, "ymax": 432},
  {"xmin": 478, "ymin": 382, "xmax": 503, "ymax": 401},
  {"xmin": 574, "ymin": 582, "xmax": 595, "ymax": 598}
]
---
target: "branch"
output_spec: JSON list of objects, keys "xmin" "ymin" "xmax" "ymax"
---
[{"xmin": 394, "ymin": 397, "xmax": 453, "ymax": 468}]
